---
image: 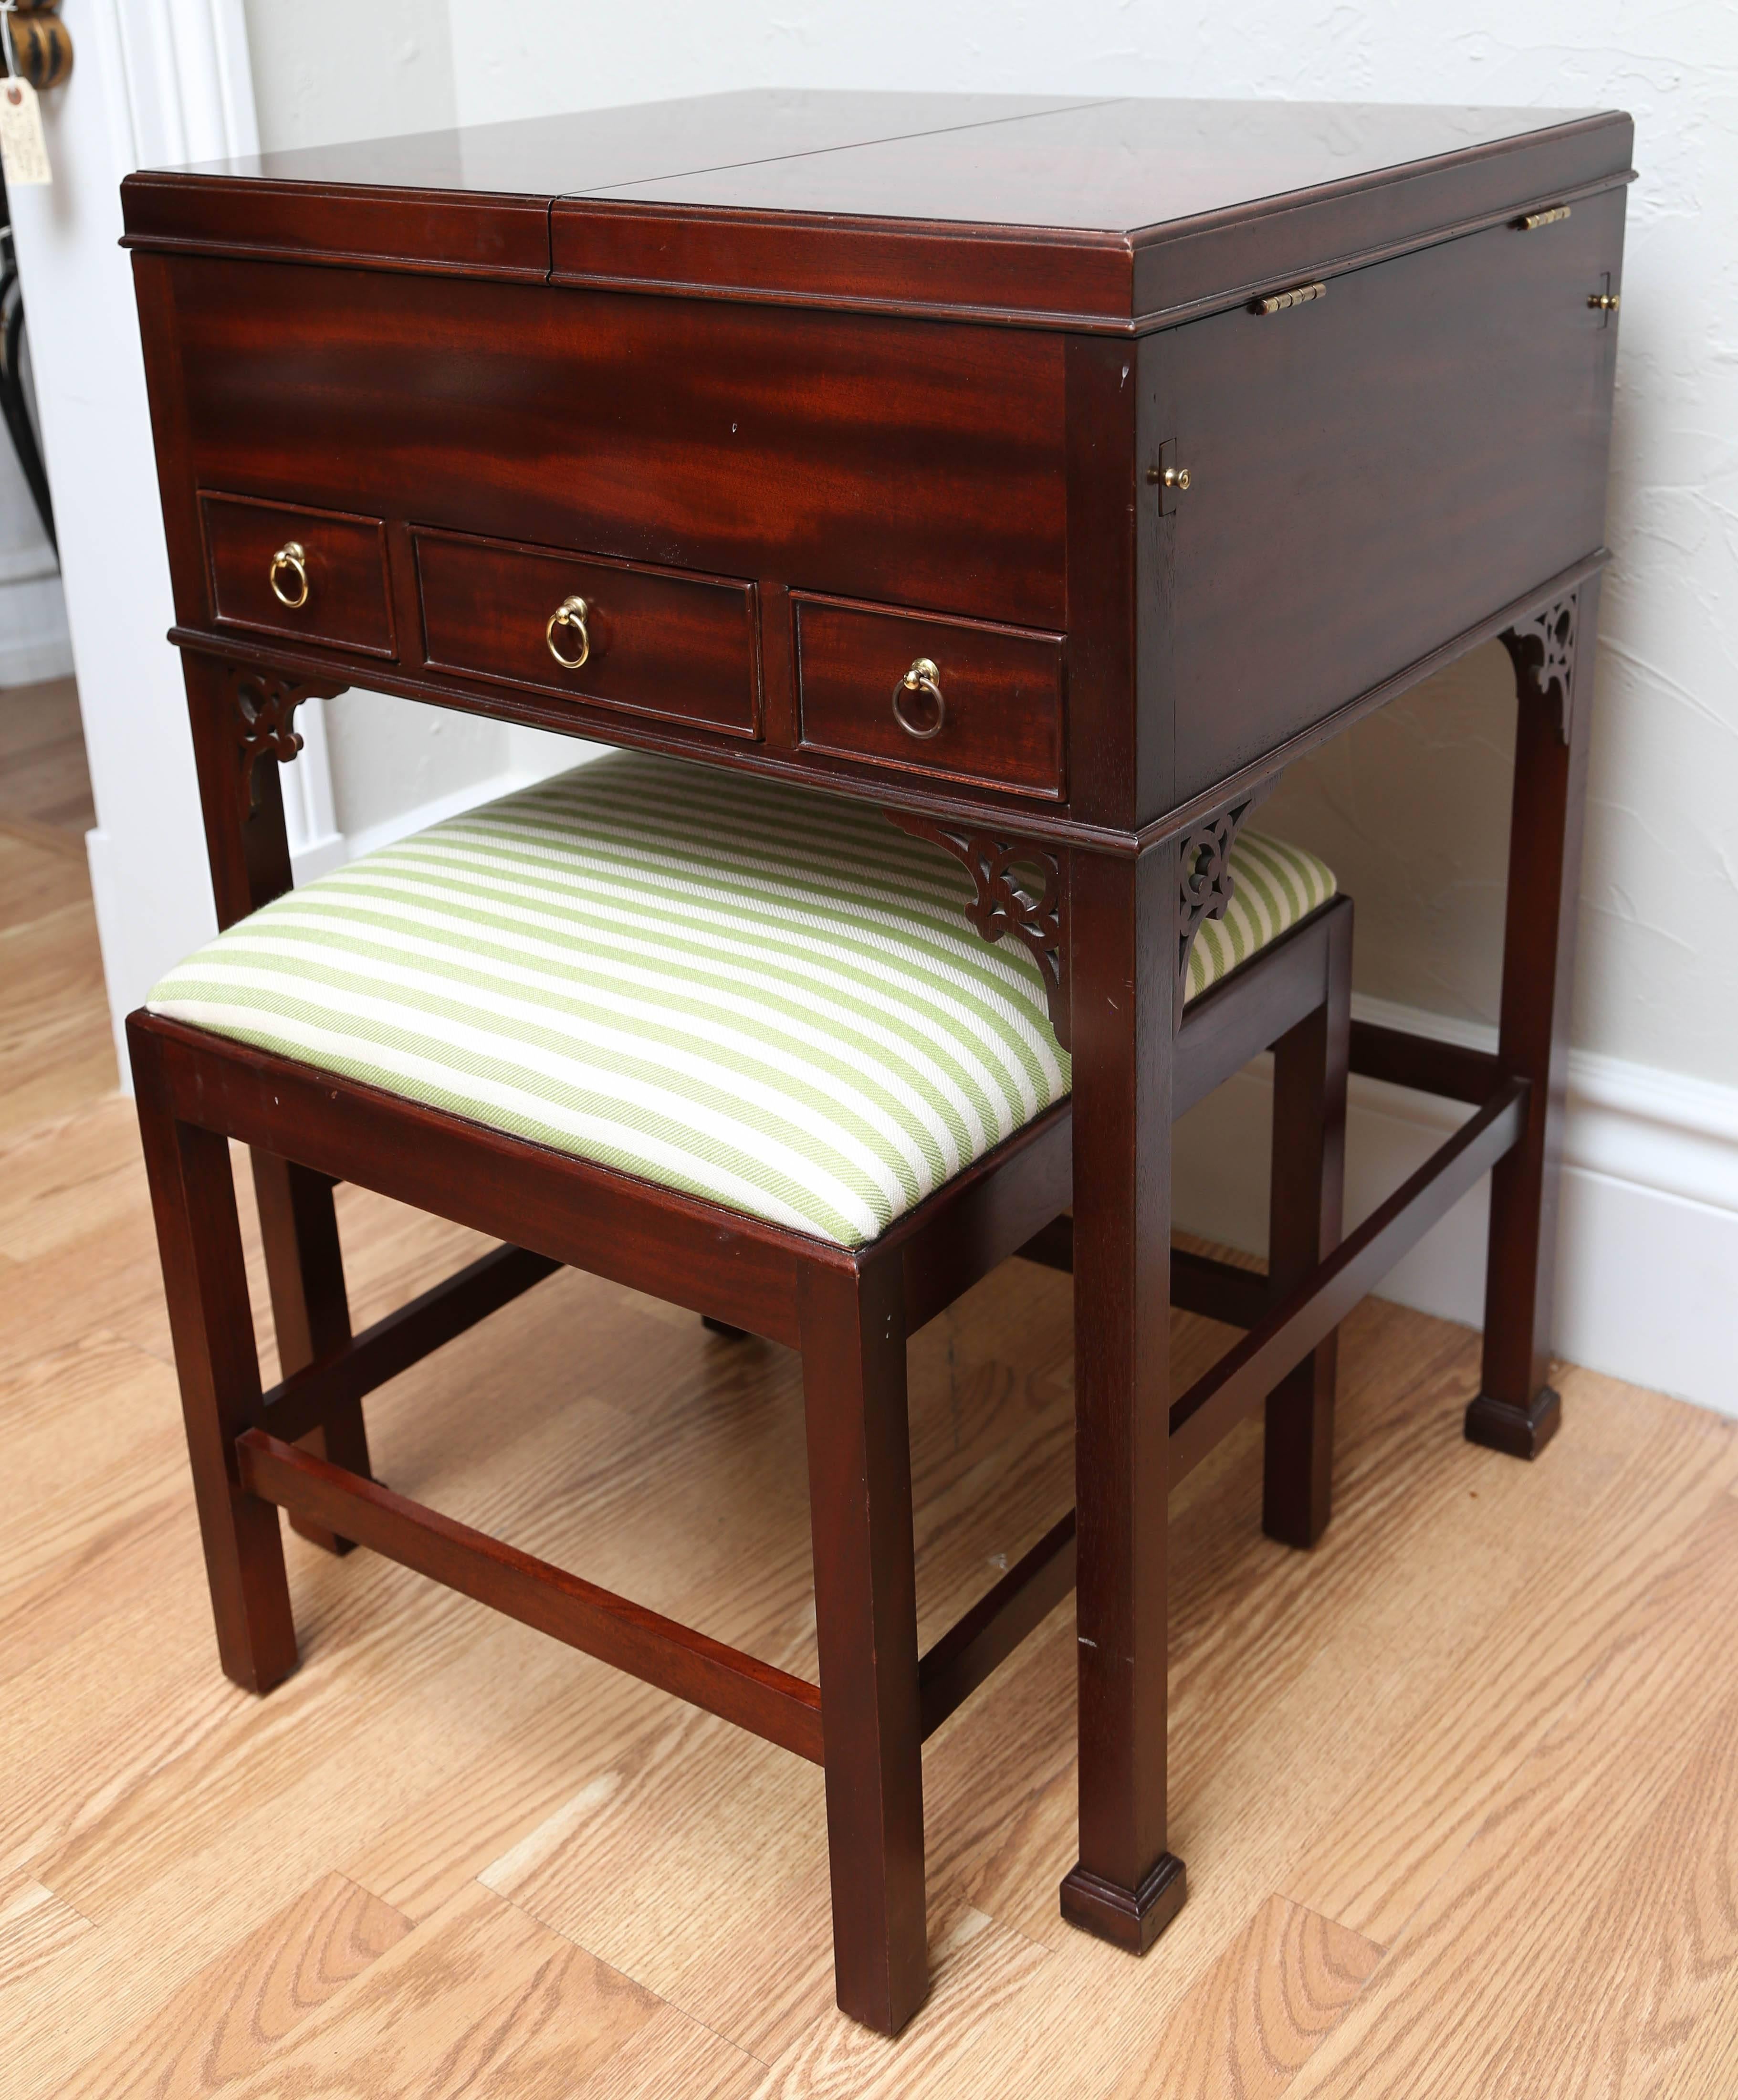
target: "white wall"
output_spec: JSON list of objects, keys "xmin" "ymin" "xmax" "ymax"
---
[{"xmin": 242, "ymin": 0, "xmax": 455, "ymax": 152}]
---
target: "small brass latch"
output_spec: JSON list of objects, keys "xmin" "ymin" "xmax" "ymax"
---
[
  {"xmin": 1254, "ymin": 281, "xmax": 1326, "ymax": 316},
  {"xmin": 1588, "ymin": 291, "xmax": 1621, "ymax": 313},
  {"xmin": 1517, "ymin": 205, "xmax": 1572, "ymax": 231}
]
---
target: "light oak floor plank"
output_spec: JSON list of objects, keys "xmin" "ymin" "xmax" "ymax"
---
[
  {"xmin": 1283, "ymin": 1375, "xmax": 1738, "ymax": 1944},
  {"xmin": 0, "ymin": 676, "xmax": 95, "ymax": 837},
  {"xmin": 0, "ymin": 1870, "xmax": 93, "ymax": 1994},
  {"xmin": 1102, "ymin": 1893, "xmax": 1383, "ymax": 2100},
  {"xmin": 1673, "ymin": 1969, "xmax": 1738, "ymax": 2099},
  {"xmin": 1281, "ymin": 1491, "xmax": 1738, "ymax": 2099},
  {"xmin": 168, "ymin": 1880, "xmax": 731, "ymax": 2100},
  {"xmin": 56, "ymin": 1870, "xmax": 411, "ymax": 2099},
  {"xmin": 0, "ymin": 731, "xmax": 115, "ymax": 1136}
]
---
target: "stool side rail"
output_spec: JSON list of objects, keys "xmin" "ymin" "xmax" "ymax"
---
[
  {"xmin": 237, "ymin": 1428, "xmax": 830, "ymax": 1762},
  {"xmin": 918, "ymin": 1509, "xmax": 1078, "ymax": 1737}
]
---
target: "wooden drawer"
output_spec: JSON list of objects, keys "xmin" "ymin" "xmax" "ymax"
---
[
  {"xmin": 201, "ymin": 494, "xmax": 396, "ymax": 657},
  {"xmin": 415, "ymin": 530, "xmax": 760, "ymax": 737},
  {"xmin": 794, "ymin": 595, "xmax": 1064, "ymax": 798}
]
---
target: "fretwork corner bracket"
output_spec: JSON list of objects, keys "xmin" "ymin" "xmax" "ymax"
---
[
  {"xmin": 1174, "ymin": 784, "xmax": 1274, "ymax": 1022},
  {"xmin": 228, "ymin": 666, "xmax": 342, "ymax": 815},
  {"xmin": 1499, "ymin": 591, "xmax": 1577, "ymax": 743},
  {"xmin": 887, "ymin": 812, "xmax": 1071, "ymax": 1052}
]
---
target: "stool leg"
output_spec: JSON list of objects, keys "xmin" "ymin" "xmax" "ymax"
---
[
  {"xmin": 1263, "ymin": 903, "xmax": 1351, "ymax": 1549},
  {"xmin": 252, "ymin": 1151, "xmax": 371, "ymax": 1554},
  {"xmin": 179, "ymin": 652, "xmax": 370, "ymax": 1552},
  {"xmin": 797, "ymin": 1255, "xmax": 927, "ymax": 2036},
  {"xmin": 131, "ymin": 1023, "xmax": 298, "ymax": 1693}
]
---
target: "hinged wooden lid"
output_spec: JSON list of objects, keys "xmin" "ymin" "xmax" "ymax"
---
[{"xmin": 121, "ymin": 89, "xmax": 1634, "ymax": 333}]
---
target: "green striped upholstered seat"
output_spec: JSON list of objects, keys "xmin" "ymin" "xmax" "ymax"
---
[{"xmin": 148, "ymin": 752, "xmax": 1335, "ymax": 1248}]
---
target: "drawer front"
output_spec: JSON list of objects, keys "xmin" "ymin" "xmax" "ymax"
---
[
  {"xmin": 794, "ymin": 595, "xmax": 1064, "ymax": 798},
  {"xmin": 415, "ymin": 530, "xmax": 760, "ymax": 738},
  {"xmin": 201, "ymin": 494, "xmax": 395, "ymax": 657}
]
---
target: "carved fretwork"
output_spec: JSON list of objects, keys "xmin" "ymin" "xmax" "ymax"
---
[
  {"xmin": 888, "ymin": 813, "xmax": 1071, "ymax": 1050},
  {"xmin": 232, "ymin": 669, "xmax": 311, "ymax": 812},
  {"xmin": 1499, "ymin": 592, "xmax": 1577, "ymax": 743},
  {"xmin": 1174, "ymin": 781, "xmax": 1275, "ymax": 1020}
]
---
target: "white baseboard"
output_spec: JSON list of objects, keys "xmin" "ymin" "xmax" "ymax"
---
[
  {"xmin": 1173, "ymin": 994, "xmax": 1738, "ymax": 1419},
  {"xmin": 290, "ymin": 734, "xmax": 600, "ymax": 884},
  {"xmin": 0, "ymin": 561, "xmax": 74, "ymax": 686},
  {"xmin": 328, "ymin": 756, "xmax": 596, "ymax": 871}
]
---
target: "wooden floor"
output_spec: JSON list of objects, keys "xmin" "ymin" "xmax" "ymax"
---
[{"xmin": 4, "ymin": 698, "xmax": 1738, "ymax": 2094}]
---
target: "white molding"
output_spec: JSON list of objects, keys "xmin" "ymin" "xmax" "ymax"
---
[
  {"xmin": 1350, "ymin": 993, "xmax": 1738, "ymax": 1214},
  {"xmin": 280, "ymin": 696, "xmax": 345, "ymax": 879},
  {"xmin": 0, "ymin": 544, "xmax": 60, "ymax": 587},
  {"xmin": 109, "ymin": 0, "xmax": 259, "ymax": 166},
  {"xmin": 0, "ymin": 630, "xmax": 74, "ymax": 686},
  {"xmin": 331, "ymin": 746, "xmax": 602, "ymax": 869},
  {"xmin": 0, "ymin": 567, "xmax": 73, "ymax": 684},
  {"xmin": 1174, "ymin": 994, "xmax": 1738, "ymax": 1417}
]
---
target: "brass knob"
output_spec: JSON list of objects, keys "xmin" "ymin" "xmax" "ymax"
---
[
  {"xmin": 1588, "ymin": 291, "xmax": 1621, "ymax": 313},
  {"xmin": 892, "ymin": 657, "xmax": 944, "ymax": 740},
  {"xmin": 1147, "ymin": 463, "xmax": 1191, "ymax": 491},
  {"xmin": 546, "ymin": 594, "xmax": 590, "ymax": 670},
  {"xmin": 268, "ymin": 541, "xmax": 309, "ymax": 609}
]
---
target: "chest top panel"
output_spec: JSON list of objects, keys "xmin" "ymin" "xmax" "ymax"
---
[{"xmin": 121, "ymin": 89, "xmax": 1633, "ymax": 330}]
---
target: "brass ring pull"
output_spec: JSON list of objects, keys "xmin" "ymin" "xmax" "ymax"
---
[
  {"xmin": 546, "ymin": 594, "xmax": 590, "ymax": 670},
  {"xmin": 268, "ymin": 541, "xmax": 310, "ymax": 610},
  {"xmin": 892, "ymin": 657, "xmax": 944, "ymax": 740}
]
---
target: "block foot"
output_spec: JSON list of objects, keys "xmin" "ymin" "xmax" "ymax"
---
[
  {"xmin": 1465, "ymin": 1386, "xmax": 1561, "ymax": 1460},
  {"xmin": 1060, "ymin": 1851, "xmax": 1187, "ymax": 1953}
]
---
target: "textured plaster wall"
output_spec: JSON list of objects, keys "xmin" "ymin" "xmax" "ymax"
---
[
  {"xmin": 443, "ymin": 1, "xmax": 1738, "ymax": 1087},
  {"xmin": 244, "ymin": 0, "xmax": 456, "ymax": 150}
]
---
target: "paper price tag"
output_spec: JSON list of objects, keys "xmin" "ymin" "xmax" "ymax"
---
[{"xmin": 0, "ymin": 77, "xmax": 51, "ymax": 187}]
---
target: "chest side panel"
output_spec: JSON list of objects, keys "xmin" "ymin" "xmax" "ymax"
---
[
  {"xmin": 160, "ymin": 258, "xmax": 1068, "ymax": 632},
  {"xmin": 1151, "ymin": 188, "xmax": 1624, "ymax": 809}
]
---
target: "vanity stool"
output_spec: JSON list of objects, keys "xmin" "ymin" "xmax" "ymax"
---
[{"xmin": 131, "ymin": 746, "xmax": 1347, "ymax": 2035}]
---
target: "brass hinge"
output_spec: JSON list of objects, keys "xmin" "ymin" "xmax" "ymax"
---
[
  {"xmin": 1254, "ymin": 280, "xmax": 1326, "ymax": 316},
  {"xmin": 1516, "ymin": 205, "xmax": 1572, "ymax": 231}
]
